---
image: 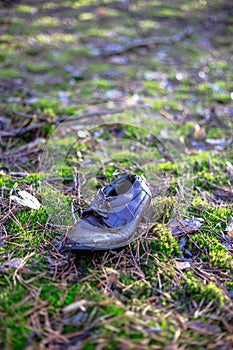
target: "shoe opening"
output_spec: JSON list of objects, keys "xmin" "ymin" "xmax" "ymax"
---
[{"xmin": 104, "ymin": 175, "xmax": 136, "ymax": 197}]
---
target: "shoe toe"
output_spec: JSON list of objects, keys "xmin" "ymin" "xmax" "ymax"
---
[{"xmin": 65, "ymin": 219, "xmax": 131, "ymax": 250}]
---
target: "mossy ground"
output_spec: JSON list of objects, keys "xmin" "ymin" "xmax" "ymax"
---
[{"xmin": 0, "ymin": 0, "xmax": 233, "ymax": 349}]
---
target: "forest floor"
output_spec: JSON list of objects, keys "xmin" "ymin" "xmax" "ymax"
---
[{"xmin": 0, "ymin": 0, "xmax": 233, "ymax": 349}]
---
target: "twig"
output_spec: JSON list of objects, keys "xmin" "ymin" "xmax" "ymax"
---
[
  {"xmin": 8, "ymin": 172, "xmax": 30, "ymax": 177},
  {"xmin": 13, "ymin": 252, "xmax": 35, "ymax": 286},
  {"xmin": 46, "ymin": 177, "xmax": 73, "ymax": 182},
  {"xmin": 71, "ymin": 166, "xmax": 82, "ymax": 223},
  {"xmin": 12, "ymin": 110, "xmax": 47, "ymax": 121},
  {"xmin": 101, "ymin": 26, "xmax": 193, "ymax": 56},
  {"xmin": 52, "ymin": 107, "xmax": 124, "ymax": 124},
  {"xmin": 0, "ymin": 122, "xmax": 45, "ymax": 137}
]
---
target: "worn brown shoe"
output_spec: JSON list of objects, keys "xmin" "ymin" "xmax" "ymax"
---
[{"xmin": 64, "ymin": 174, "xmax": 151, "ymax": 250}]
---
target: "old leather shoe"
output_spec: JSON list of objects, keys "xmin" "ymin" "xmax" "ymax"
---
[{"xmin": 64, "ymin": 173, "xmax": 151, "ymax": 250}]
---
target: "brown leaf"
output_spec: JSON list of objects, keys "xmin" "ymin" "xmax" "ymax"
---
[
  {"xmin": 187, "ymin": 321, "xmax": 221, "ymax": 335},
  {"xmin": 214, "ymin": 188, "xmax": 233, "ymax": 203},
  {"xmin": 194, "ymin": 124, "xmax": 206, "ymax": 139},
  {"xmin": 175, "ymin": 261, "xmax": 191, "ymax": 270},
  {"xmin": 168, "ymin": 218, "xmax": 203, "ymax": 236},
  {"xmin": 206, "ymin": 182, "xmax": 233, "ymax": 203}
]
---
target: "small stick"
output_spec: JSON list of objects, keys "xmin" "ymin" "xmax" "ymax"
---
[
  {"xmin": 13, "ymin": 110, "xmax": 47, "ymax": 121},
  {"xmin": 71, "ymin": 166, "xmax": 82, "ymax": 223}
]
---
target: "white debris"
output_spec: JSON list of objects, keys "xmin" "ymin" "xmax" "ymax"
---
[
  {"xmin": 175, "ymin": 261, "xmax": 191, "ymax": 270},
  {"xmin": 10, "ymin": 190, "xmax": 41, "ymax": 210}
]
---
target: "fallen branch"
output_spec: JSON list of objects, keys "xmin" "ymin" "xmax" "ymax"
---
[
  {"xmin": 0, "ymin": 108, "xmax": 124, "ymax": 137},
  {"xmin": 101, "ymin": 26, "xmax": 193, "ymax": 56},
  {"xmin": 53, "ymin": 107, "xmax": 124, "ymax": 124}
]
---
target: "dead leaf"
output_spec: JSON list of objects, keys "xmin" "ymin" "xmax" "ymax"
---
[
  {"xmin": 214, "ymin": 188, "xmax": 233, "ymax": 203},
  {"xmin": 10, "ymin": 190, "xmax": 41, "ymax": 209},
  {"xmin": 205, "ymin": 138, "xmax": 227, "ymax": 151},
  {"xmin": 3, "ymin": 258, "xmax": 23, "ymax": 269},
  {"xmin": 175, "ymin": 261, "xmax": 191, "ymax": 270},
  {"xmin": 226, "ymin": 216, "xmax": 233, "ymax": 237},
  {"xmin": 190, "ymin": 138, "xmax": 227, "ymax": 151},
  {"xmin": 168, "ymin": 218, "xmax": 203, "ymax": 236},
  {"xmin": 206, "ymin": 182, "xmax": 233, "ymax": 203},
  {"xmin": 194, "ymin": 124, "xmax": 206, "ymax": 139},
  {"xmin": 187, "ymin": 321, "xmax": 221, "ymax": 335}
]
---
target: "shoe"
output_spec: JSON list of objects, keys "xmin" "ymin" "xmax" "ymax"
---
[{"xmin": 64, "ymin": 173, "xmax": 151, "ymax": 250}]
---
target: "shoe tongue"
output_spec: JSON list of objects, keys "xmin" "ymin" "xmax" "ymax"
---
[{"xmin": 89, "ymin": 190, "xmax": 109, "ymax": 217}]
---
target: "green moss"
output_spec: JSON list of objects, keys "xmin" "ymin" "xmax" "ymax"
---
[
  {"xmin": 151, "ymin": 224, "xmax": 181, "ymax": 258},
  {"xmin": 184, "ymin": 272, "xmax": 226, "ymax": 307},
  {"xmin": 88, "ymin": 63, "xmax": 113, "ymax": 73},
  {"xmin": 191, "ymin": 202, "xmax": 232, "ymax": 226},
  {"xmin": 143, "ymin": 80, "xmax": 167, "ymax": 95},
  {"xmin": 187, "ymin": 202, "xmax": 232, "ymax": 269},
  {"xmin": 0, "ymin": 34, "xmax": 14, "ymax": 43},
  {"xmin": 40, "ymin": 285, "xmax": 62, "ymax": 307},
  {"xmin": 179, "ymin": 122, "xmax": 196, "ymax": 136},
  {"xmin": 0, "ymin": 319, "xmax": 29, "ymax": 350},
  {"xmin": 152, "ymin": 196, "xmax": 177, "ymax": 222},
  {"xmin": 0, "ymin": 174, "xmax": 14, "ymax": 188},
  {"xmin": 50, "ymin": 45, "xmax": 93, "ymax": 63},
  {"xmin": 213, "ymin": 92, "xmax": 231, "ymax": 103},
  {"xmin": 5, "ymin": 207, "xmax": 51, "ymax": 253},
  {"xmin": 197, "ymin": 82, "xmax": 212, "ymax": 94},
  {"xmin": 156, "ymin": 8, "xmax": 183, "ymax": 18},
  {"xmin": 24, "ymin": 61, "xmax": 51, "ymax": 73},
  {"xmin": 119, "ymin": 271, "xmax": 152, "ymax": 299},
  {"xmin": 8, "ymin": 206, "xmax": 48, "ymax": 231},
  {"xmin": 0, "ymin": 68, "xmax": 22, "ymax": 79},
  {"xmin": 151, "ymin": 99, "xmax": 166, "ymax": 111},
  {"xmin": 0, "ymin": 283, "xmax": 31, "ymax": 349},
  {"xmin": 190, "ymin": 231, "xmax": 229, "ymax": 265},
  {"xmin": 92, "ymin": 78, "xmax": 112, "ymax": 89},
  {"xmin": 38, "ymin": 184, "xmax": 72, "ymax": 226},
  {"xmin": 32, "ymin": 98, "xmax": 62, "ymax": 114},
  {"xmin": 64, "ymin": 284, "xmax": 83, "ymax": 305},
  {"xmin": 34, "ymin": 16, "xmax": 61, "ymax": 27},
  {"xmin": 24, "ymin": 173, "xmax": 46, "ymax": 185},
  {"xmin": 210, "ymin": 246, "xmax": 232, "ymax": 269},
  {"xmin": 191, "ymin": 196, "xmax": 209, "ymax": 209},
  {"xmin": 158, "ymin": 162, "xmax": 178, "ymax": 173},
  {"xmin": 226, "ymin": 281, "xmax": 233, "ymax": 290}
]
